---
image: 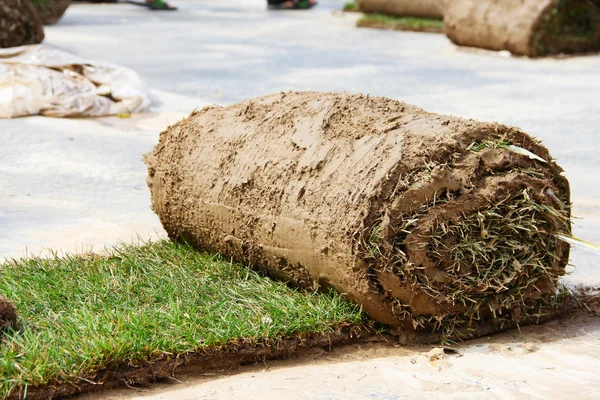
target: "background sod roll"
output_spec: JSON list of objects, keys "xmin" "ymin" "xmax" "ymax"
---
[
  {"xmin": 145, "ymin": 92, "xmax": 571, "ymax": 341},
  {"xmin": 0, "ymin": 0, "xmax": 44, "ymax": 48},
  {"xmin": 444, "ymin": 0, "xmax": 600, "ymax": 57},
  {"xmin": 31, "ymin": 0, "xmax": 71, "ymax": 25}
]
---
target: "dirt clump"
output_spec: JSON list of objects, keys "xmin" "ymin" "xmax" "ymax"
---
[
  {"xmin": 356, "ymin": 0, "xmax": 444, "ymax": 18},
  {"xmin": 0, "ymin": 0, "xmax": 45, "ymax": 48},
  {"xmin": 145, "ymin": 91, "xmax": 571, "ymax": 341},
  {"xmin": 31, "ymin": 0, "xmax": 70, "ymax": 25},
  {"xmin": 444, "ymin": 0, "xmax": 600, "ymax": 57},
  {"xmin": 0, "ymin": 296, "xmax": 18, "ymax": 335}
]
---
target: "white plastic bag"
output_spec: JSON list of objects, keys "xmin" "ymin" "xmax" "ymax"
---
[{"xmin": 0, "ymin": 44, "xmax": 151, "ymax": 118}]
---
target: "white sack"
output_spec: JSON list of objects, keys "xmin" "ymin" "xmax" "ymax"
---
[{"xmin": 0, "ymin": 44, "xmax": 151, "ymax": 118}]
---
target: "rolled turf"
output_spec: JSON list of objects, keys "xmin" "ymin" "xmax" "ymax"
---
[
  {"xmin": 0, "ymin": 0, "xmax": 44, "ymax": 48},
  {"xmin": 145, "ymin": 91, "xmax": 572, "ymax": 341},
  {"xmin": 444, "ymin": 0, "xmax": 600, "ymax": 57},
  {"xmin": 30, "ymin": 0, "xmax": 70, "ymax": 25}
]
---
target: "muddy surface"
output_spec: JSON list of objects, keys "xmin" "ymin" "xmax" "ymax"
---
[
  {"xmin": 146, "ymin": 91, "xmax": 570, "ymax": 339},
  {"xmin": 444, "ymin": 0, "xmax": 600, "ymax": 57},
  {"xmin": 31, "ymin": 0, "xmax": 71, "ymax": 25},
  {"xmin": 356, "ymin": 0, "xmax": 444, "ymax": 19},
  {"xmin": 0, "ymin": 0, "xmax": 44, "ymax": 48}
]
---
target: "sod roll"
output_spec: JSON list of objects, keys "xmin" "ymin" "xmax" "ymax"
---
[
  {"xmin": 0, "ymin": 0, "xmax": 45, "ymax": 48},
  {"xmin": 444, "ymin": 0, "xmax": 600, "ymax": 57},
  {"xmin": 356, "ymin": 0, "xmax": 444, "ymax": 18},
  {"xmin": 145, "ymin": 92, "xmax": 571, "ymax": 340},
  {"xmin": 31, "ymin": 0, "xmax": 70, "ymax": 25}
]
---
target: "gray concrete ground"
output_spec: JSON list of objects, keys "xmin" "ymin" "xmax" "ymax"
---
[{"xmin": 2, "ymin": 0, "xmax": 600, "ymax": 398}]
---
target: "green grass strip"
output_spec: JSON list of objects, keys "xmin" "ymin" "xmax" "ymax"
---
[
  {"xmin": 0, "ymin": 240, "xmax": 363, "ymax": 398},
  {"xmin": 343, "ymin": 1, "xmax": 359, "ymax": 12},
  {"xmin": 357, "ymin": 13, "xmax": 444, "ymax": 33}
]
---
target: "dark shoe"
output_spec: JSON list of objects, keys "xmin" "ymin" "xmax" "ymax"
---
[
  {"xmin": 268, "ymin": 0, "xmax": 316, "ymax": 10},
  {"xmin": 125, "ymin": 0, "xmax": 177, "ymax": 10}
]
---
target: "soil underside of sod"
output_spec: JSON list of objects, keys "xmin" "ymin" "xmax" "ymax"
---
[
  {"xmin": 356, "ymin": 13, "xmax": 444, "ymax": 33},
  {"xmin": 0, "ymin": 239, "xmax": 598, "ymax": 399}
]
